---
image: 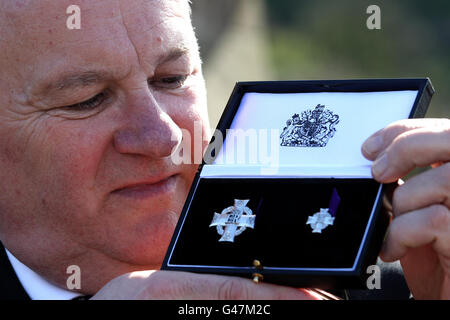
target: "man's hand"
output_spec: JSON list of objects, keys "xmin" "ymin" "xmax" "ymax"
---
[
  {"xmin": 362, "ymin": 118, "xmax": 450, "ymax": 299},
  {"xmin": 91, "ymin": 270, "xmax": 324, "ymax": 300}
]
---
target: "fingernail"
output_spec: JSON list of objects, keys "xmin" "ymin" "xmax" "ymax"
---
[
  {"xmin": 362, "ymin": 135, "xmax": 383, "ymax": 156},
  {"xmin": 372, "ymin": 153, "xmax": 388, "ymax": 179}
]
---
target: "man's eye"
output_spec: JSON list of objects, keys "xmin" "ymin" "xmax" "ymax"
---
[
  {"xmin": 63, "ymin": 92, "xmax": 107, "ymax": 111},
  {"xmin": 149, "ymin": 75, "xmax": 188, "ymax": 90}
]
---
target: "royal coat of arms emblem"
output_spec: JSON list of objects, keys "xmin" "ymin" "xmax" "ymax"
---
[{"xmin": 280, "ymin": 104, "xmax": 340, "ymax": 147}]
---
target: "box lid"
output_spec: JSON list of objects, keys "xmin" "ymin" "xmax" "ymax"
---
[{"xmin": 201, "ymin": 79, "xmax": 433, "ymax": 178}]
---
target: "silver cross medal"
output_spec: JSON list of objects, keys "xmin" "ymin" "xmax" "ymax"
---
[
  {"xmin": 209, "ymin": 199, "xmax": 255, "ymax": 242},
  {"xmin": 306, "ymin": 208, "xmax": 335, "ymax": 233}
]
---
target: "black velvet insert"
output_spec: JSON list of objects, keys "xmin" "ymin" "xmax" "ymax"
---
[{"xmin": 168, "ymin": 178, "xmax": 380, "ymax": 269}]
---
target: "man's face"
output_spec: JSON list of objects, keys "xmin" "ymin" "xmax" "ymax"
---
[{"xmin": 0, "ymin": 0, "xmax": 209, "ymax": 284}]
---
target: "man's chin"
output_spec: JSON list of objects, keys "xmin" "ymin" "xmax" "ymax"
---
[{"xmin": 100, "ymin": 210, "xmax": 180, "ymax": 267}]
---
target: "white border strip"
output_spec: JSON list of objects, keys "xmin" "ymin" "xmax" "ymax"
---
[{"xmin": 200, "ymin": 164, "xmax": 373, "ymax": 179}]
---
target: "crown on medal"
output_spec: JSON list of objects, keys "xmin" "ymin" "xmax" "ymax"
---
[{"xmin": 280, "ymin": 104, "xmax": 340, "ymax": 147}]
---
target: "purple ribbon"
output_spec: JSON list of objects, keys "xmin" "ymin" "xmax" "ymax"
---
[
  {"xmin": 328, "ymin": 188, "xmax": 341, "ymax": 217},
  {"xmin": 255, "ymin": 197, "xmax": 263, "ymax": 214}
]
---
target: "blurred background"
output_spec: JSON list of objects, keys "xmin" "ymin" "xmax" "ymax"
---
[{"xmin": 190, "ymin": 0, "xmax": 449, "ymax": 130}]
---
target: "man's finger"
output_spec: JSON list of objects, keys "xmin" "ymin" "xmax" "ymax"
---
[
  {"xmin": 362, "ymin": 118, "xmax": 450, "ymax": 161},
  {"xmin": 371, "ymin": 127, "xmax": 450, "ymax": 183},
  {"xmin": 380, "ymin": 205, "xmax": 450, "ymax": 262},
  {"xmin": 392, "ymin": 163, "xmax": 450, "ymax": 215},
  {"xmin": 93, "ymin": 270, "xmax": 323, "ymax": 300},
  {"xmin": 163, "ymin": 271, "xmax": 323, "ymax": 300}
]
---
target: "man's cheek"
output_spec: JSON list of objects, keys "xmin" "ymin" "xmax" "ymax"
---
[
  {"xmin": 173, "ymin": 92, "xmax": 210, "ymax": 141},
  {"xmin": 36, "ymin": 133, "xmax": 106, "ymax": 215}
]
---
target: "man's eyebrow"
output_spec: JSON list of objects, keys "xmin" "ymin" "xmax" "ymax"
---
[
  {"xmin": 156, "ymin": 46, "xmax": 190, "ymax": 65},
  {"xmin": 35, "ymin": 70, "xmax": 112, "ymax": 97},
  {"xmin": 32, "ymin": 47, "xmax": 190, "ymax": 97}
]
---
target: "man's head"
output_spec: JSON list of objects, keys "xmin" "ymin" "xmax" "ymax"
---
[{"xmin": 0, "ymin": 0, "xmax": 210, "ymax": 293}]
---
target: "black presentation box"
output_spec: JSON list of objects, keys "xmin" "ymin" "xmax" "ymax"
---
[{"xmin": 162, "ymin": 78, "xmax": 434, "ymax": 289}]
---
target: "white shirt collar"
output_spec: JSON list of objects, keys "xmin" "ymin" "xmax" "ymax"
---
[{"xmin": 5, "ymin": 248, "xmax": 81, "ymax": 300}]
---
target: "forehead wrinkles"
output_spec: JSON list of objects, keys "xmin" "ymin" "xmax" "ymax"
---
[
  {"xmin": 117, "ymin": 0, "xmax": 196, "ymax": 68},
  {"xmin": 0, "ymin": 0, "xmax": 195, "ymax": 89},
  {"xmin": 0, "ymin": 0, "xmax": 191, "ymax": 31},
  {"xmin": 0, "ymin": 0, "xmax": 192, "ymax": 53},
  {"xmin": 118, "ymin": 0, "xmax": 192, "ymax": 39}
]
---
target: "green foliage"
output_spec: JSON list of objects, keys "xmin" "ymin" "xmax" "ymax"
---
[{"xmin": 264, "ymin": 0, "xmax": 449, "ymax": 117}]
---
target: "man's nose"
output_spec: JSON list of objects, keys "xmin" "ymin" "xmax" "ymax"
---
[{"xmin": 113, "ymin": 93, "xmax": 182, "ymax": 159}]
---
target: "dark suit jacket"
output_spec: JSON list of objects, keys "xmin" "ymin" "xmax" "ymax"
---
[
  {"xmin": 0, "ymin": 241, "xmax": 411, "ymax": 300},
  {"xmin": 0, "ymin": 242, "xmax": 30, "ymax": 300}
]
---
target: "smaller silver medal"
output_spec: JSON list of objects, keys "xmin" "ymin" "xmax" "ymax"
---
[
  {"xmin": 306, "ymin": 208, "xmax": 335, "ymax": 233},
  {"xmin": 307, "ymin": 188, "xmax": 340, "ymax": 233}
]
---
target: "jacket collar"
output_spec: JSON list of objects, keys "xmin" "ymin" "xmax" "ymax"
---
[{"xmin": 0, "ymin": 242, "xmax": 30, "ymax": 300}]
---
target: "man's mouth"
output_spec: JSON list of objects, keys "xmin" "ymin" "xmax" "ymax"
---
[{"xmin": 111, "ymin": 174, "xmax": 179, "ymax": 200}]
